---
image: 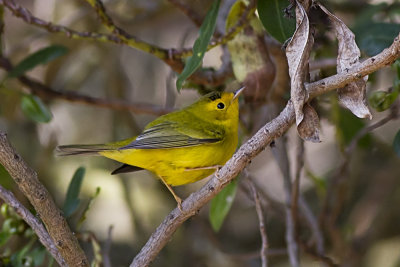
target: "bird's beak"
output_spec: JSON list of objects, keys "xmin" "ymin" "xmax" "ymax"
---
[{"xmin": 233, "ymin": 87, "xmax": 245, "ymax": 100}]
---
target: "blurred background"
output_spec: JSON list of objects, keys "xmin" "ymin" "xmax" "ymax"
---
[{"xmin": 1, "ymin": 0, "xmax": 400, "ymax": 266}]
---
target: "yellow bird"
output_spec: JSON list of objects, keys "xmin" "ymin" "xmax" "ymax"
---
[{"xmin": 57, "ymin": 88, "xmax": 243, "ymax": 209}]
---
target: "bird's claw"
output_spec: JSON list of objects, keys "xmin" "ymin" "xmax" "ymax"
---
[{"xmin": 177, "ymin": 198, "xmax": 183, "ymax": 212}]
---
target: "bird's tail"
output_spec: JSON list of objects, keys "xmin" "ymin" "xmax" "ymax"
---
[
  {"xmin": 56, "ymin": 136, "xmax": 136, "ymax": 156},
  {"xmin": 55, "ymin": 144, "xmax": 114, "ymax": 156}
]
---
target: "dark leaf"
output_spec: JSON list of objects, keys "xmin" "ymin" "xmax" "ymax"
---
[
  {"xmin": 209, "ymin": 179, "xmax": 237, "ymax": 232},
  {"xmin": 8, "ymin": 45, "xmax": 68, "ymax": 78},
  {"xmin": 176, "ymin": 0, "xmax": 220, "ymax": 90},
  {"xmin": 0, "ymin": 231, "xmax": 11, "ymax": 246},
  {"xmin": 369, "ymin": 90, "xmax": 399, "ymax": 112},
  {"xmin": 297, "ymin": 103, "xmax": 320, "ymax": 142},
  {"xmin": 333, "ymin": 100, "xmax": 370, "ymax": 148},
  {"xmin": 257, "ymin": 0, "xmax": 295, "ymax": 43},
  {"xmin": 63, "ymin": 167, "xmax": 85, "ymax": 218},
  {"xmin": 30, "ymin": 247, "xmax": 46, "ymax": 267},
  {"xmin": 393, "ymin": 129, "xmax": 400, "ymax": 158},
  {"xmin": 0, "ymin": 165, "xmax": 13, "ymax": 190},
  {"xmin": 12, "ymin": 237, "xmax": 35, "ymax": 266},
  {"xmin": 354, "ymin": 22, "xmax": 400, "ymax": 56},
  {"xmin": 20, "ymin": 95, "xmax": 52, "ymax": 123}
]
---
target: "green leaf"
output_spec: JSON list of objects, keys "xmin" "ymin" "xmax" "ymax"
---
[
  {"xmin": 176, "ymin": 0, "xmax": 220, "ymax": 90},
  {"xmin": 0, "ymin": 231, "xmax": 11, "ymax": 246},
  {"xmin": 0, "ymin": 164, "xmax": 13, "ymax": 190},
  {"xmin": 393, "ymin": 129, "xmax": 400, "ymax": 158},
  {"xmin": 354, "ymin": 22, "xmax": 400, "ymax": 56},
  {"xmin": 63, "ymin": 167, "xmax": 85, "ymax": 218},
  {"xmin": 369, "ymin": 90, "xmax": 399, "ymax": 112},
  {"xmin": 11, "ymin": 237, "xmax": 35, "ymax": 267},
  {"xmin": 20, "ymin": 95, "xmax": 52, "ymax": 123},
  {"xmin": 30, "ymin": 247, "xmax": 46, "ymax": 266},
  {"xmin": 209, "ymin": 179, "xmax": 237, "ymax": 232},
  {"xmin": 77, "ymin": 187, "xmax": 101, "ymax": 229},
  {"xmin": 8, "ymin": 45, "xmax": 68, "ymax": 78},
  {"xmin": 393, "ymin": 59, "xmax": 400, "ymax": 79},
  {"xmin": 257, "ymin": 0, "xmax": 295, "ymax": 43}
]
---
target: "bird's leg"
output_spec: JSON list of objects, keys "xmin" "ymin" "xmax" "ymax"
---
[
  {"xmin": 159, "ymin": 176, "xmax": 183, "ymax": 211},
  {"xmin": 184, "ymin": 165, "xmax": 223, "ymax": 171}
]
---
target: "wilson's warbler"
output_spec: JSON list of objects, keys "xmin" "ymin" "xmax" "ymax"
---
[{"xmin": 57, "ymin": 88, "xmax": 243, "ymax": 209}]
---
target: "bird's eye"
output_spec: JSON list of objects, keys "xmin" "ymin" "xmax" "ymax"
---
[{"xmin": 217, "ymin": 102, "xmax": 225, "ymax": 109}]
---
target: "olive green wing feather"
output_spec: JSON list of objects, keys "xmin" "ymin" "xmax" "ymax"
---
[{"xmin": 120, "ymin": 121, "xmax": 224, "ymax": 150}]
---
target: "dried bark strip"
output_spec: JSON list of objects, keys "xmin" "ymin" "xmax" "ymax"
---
[
  {"xmin": 285, "ymin": 1, "xmax": 320, "ymax": 143},
  {"xmin": 0, "ymin": 185, "xmax": 66, "ymax": 266},
  {"xmin": 285, "ymin": 1, "xmax": 313, "ymax": 126},
  {"xmin": 319, "ymin": 3, "xmax": 371, "ymax": 119},
  {"xmin": 297, "ymin": 103, "xmax": 320, "ymax": 142},
  {"xmin": 0, "ymin": 133, "xmax": 89, "ymax": 267}
]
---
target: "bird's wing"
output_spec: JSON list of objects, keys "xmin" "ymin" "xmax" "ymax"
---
[{"xmin": 119, "ymin": 121, "xmax": 224, "ymax": 150}]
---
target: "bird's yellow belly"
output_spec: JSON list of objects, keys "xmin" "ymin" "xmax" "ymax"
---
[{"xmin": 99, "ymin": 140, "xmax": 235, "ymax": 186}]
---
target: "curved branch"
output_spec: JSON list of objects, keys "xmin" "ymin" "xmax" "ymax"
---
[
  {"xmin": 0, "ymin": 185, "xmax": 66, "ymax": 266},
  {"xmin": 0, "ymin": 133, "xmax": 89, "ymax": 267},
  {"xmin": 130, "ymin": 33, "xmax": 400, "ymax": 267}
]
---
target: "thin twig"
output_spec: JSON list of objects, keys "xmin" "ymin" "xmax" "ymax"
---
[
  {"xmin": 300, "ymin": 240, "xmax": 339, "ymax": 267},
  {"xmin": 291, "ymin": 137, "xmax": 304, "ymax": 239},
  {"xmin": 271, "ymin": 137, "xmax": 300, "ymax": 267},
  {"xmin": 320, "ymin": 102, "xmax": 400, "ymax": 255},
  {"xmin": 0, "ymin": 0, "xmax": 234, "ymax": 86},
  {"xmin": 103, "ymin": 225, "xmax": 113, "ymax": 267},
  {"xmin": 167, "ymin": 0, "xmax": 204, "ymax": 28},
  {"xmin": 0, "ymin": 132, "xmax": 89, "ymax": 267},
  {"xmin": 247, "ymin": 178, "xmax": 269, "ymax": 267},
  {"xmin": 1, "ymin": 0, "xmax": 169, "ymax": 59},
  {"xmin": 346, "ymin": 103, "xmax": 399, "ymax": 154},
  {"xmin": 0, "ymin": 185, "xmax": 66, "ymax": 266},
  {"xmin": 200, "ymin": 217, "xmax": 285, "ymax": 261},
  {"xmin": 130, "ymin": 33, "xmax": 400, "ymax": 267},
  {"xmin": 0, "ymin": 56, "xmax": 172, "ymax": 116},
  {"xmin": 208, "ymin": 0, "xmax": 257, "ymax": 49},
  {"xmin": 298, "ymin": 196, "xmax": 326, "ymax": 257},
  {"xmin": 239, "ymin": 178, "xmax": 285, "ymax": 221}
]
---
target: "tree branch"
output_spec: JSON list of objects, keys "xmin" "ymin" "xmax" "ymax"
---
[
  {"xmin": 130, "ymin": 33, "xmax": 400, "ymax": 267},
  {"xmin": 0, "ymin": 132, "xmax": 89, "ymax": 267},
  {"xmin": 247, "ymin": 177, "xmax": 269, "ymax": 267},
  {"xmin": 0, "ymin": 185, "xmax": 66, "ymax": 266},
  {"xmin": 0, "ymin": 56, "xmax": 172, "ymax": 116},
  {"xmin": 270, "ymin": 137, "xmax": 300, "ymax": 267},
  {"xmin": 1, "ymin": 0, "xmax": 235, "ymax": 86},
  {"xmin": 291, "ymin": 137, "xmax": 304, "ymax": 239}
]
